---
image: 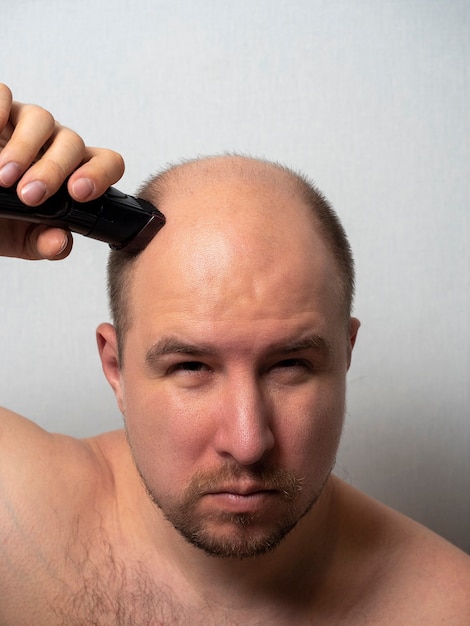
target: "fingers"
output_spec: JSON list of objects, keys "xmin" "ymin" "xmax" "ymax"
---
[
  {"xmin": 0, "ymin": 84, "xmax": 126, "ymax": 261},
  {"xmin": 5, "ymin": 123, "xmax": 86, "ymax": 205},
  {"xmin": 67, "ymin": 146, "xmax": 125, "ymax": 200},
  {"xmin": 0, "ymin": 83, "xmax": 125, "ymax": 206},
  {"xmin": 0, "ymin": 97, "xmax": 58, "ymax": 194}
]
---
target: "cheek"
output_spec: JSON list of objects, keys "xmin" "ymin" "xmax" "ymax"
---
[
  {"xmin": 121, "ymin": 377, "xmax": 211, "ymax": 475},
  {"xmin": 275, "ymin": 379, "xmax": 346, "ymax": 472}
]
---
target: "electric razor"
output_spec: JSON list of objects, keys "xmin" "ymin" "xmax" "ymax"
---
[{"xmin": 0, "ymin": 183, "xmax": 165, "ymax": 251}]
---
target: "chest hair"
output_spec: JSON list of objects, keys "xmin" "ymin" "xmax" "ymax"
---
[{"xmin": 46, "ymin": 522, "xmax": 241, "ymax": 626}]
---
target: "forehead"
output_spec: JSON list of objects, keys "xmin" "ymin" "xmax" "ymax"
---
[{"xmin": 128, "ymin": 166, "xmax": 342, "ymax": 338}]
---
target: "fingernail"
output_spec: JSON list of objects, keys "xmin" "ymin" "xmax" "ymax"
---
[
  {"xmin": 0, "ymin": 162, "xmax": 21, "ymax": 187},
  {"xmin": 71, "ymin": 178, "xmax": 95, "ymax": 200},
  {"xmin": 21, "ymin": 181, "xmax": 48, "ymax": 204}
]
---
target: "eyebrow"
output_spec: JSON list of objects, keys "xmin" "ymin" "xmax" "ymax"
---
[
  {"xmin": 281, "ymin": 334, "xmax": 331, "ymax": 356},
  {"xmin": 146, "ymin": 338, "xmax": 214, "ymax": 364},
  {"xmin": 145, "ymin": 333, "xmax": 331, "ymax": 365}
]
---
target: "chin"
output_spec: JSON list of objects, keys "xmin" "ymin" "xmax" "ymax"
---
[{"xmin": 177, "ymin": 514, "xmax": 302, "ymax": 559}]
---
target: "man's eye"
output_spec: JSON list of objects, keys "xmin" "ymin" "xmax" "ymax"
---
[
  {"xmin": 274, "ymin": 359, "xmax": 310, "ymax": 369},
  {"xmin": 171, "ymin": 361, "xmax": 208, "ymax": 373},
  {"xmin": 268, "ymin": 359, "xmax": 313, "ymax": 382}
]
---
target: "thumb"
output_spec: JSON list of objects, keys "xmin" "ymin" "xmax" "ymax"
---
[{"xmin": 27, "ymin": 225, "xmax": 73, "ymax": 260}]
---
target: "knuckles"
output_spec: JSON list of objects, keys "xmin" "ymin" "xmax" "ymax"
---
[
  {"xmin": 19, "ymin": 103, "xmax": 56, "ymax": 135},
  {"xmin": 107, "ymin": 150, "xmax": 125, "ymax": 179},
  {"xmin": 0, "ymin": 84, "xmax": 13, "ymax": 128}
]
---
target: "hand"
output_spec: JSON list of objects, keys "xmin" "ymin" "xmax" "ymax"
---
[{"xmin": 0, "ymin": 84, "xmax": 124, "ymax": 259}]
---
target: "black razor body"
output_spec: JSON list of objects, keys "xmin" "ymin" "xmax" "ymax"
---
[{"xmin": 0, "ymin": 184, "xmax": 165, "ymax": 251}]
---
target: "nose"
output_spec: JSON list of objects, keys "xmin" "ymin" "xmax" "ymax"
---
[{"xmin": 213, "ymin": 378, "xmax": 275, "ymax": 466}]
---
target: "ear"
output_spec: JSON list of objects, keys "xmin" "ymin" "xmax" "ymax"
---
[
  {"xmin": 96, "ymin": 322, "xmax": 125, "ymax": 414},
  {"xmin": 347, "ymin": 317, "xmax": 360, "ymax": 369}
]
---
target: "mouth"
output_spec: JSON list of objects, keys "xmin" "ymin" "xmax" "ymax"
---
[
  {"xmin": 201, "ymin": 486, "xmax": 278, "ymax": 515},
  {"xmin": 187, "ymin": 465, "xmax": 302, "ymax": 518}
]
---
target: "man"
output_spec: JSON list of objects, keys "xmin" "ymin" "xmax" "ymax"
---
[{"xmin": 0, "ymin": 84, "xmax": 469, "ymax": 625}]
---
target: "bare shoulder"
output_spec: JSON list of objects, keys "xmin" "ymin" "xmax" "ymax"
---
[
  {"xmin": 0, "ymin": 405, "xmax": 111, "ymax": 494},
  {"xmin": 331, "ymin": 477, "xmax": 470, "ymax": 623},
  {"xmin": 389, "ymin": 512, "xmax": 470, "ymax": 622},
  {"xmin": 0, "ymin": 407, "xmax": 116, "ymax": 579},
  {"xmin": 0, "ymin": 408, "xmax": 134, "ymax": 622}
]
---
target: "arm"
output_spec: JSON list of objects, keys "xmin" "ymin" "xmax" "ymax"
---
[
  {"xmin": 0, "ymin": 81, "xmax": 123, "ymax": 453},
  {"xmin": 0, "ymin": 85, "xmax": 124, "ymax": 615},
  {"xmin": 0, "ymin": 83, "xmax": 124, "ymax": 259}
]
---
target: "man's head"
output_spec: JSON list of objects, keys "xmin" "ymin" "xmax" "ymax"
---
[
  {"xmin": 98, "ymin": 155, "xmax": 359, "ymax": 559},
  {"xmin": 107, "ymin": 155, "xmax": 355, "ymax": 361}
]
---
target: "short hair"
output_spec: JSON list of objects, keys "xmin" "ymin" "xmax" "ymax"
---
[{"xmin": 107, "ymin": 155, "xmax": 355, "ymax": 361}]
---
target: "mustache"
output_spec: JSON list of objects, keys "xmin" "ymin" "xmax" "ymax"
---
[{"xmin": 186, "ymin": 463, "xmax": 305, "ymax": 501}]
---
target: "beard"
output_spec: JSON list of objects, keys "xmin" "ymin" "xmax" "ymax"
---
[{"xmin": 136, "ymin": 460, "xmax": 330, "ymax": 560}]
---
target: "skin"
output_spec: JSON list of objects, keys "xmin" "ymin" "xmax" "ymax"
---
[
  {"xmin": 98, "ymin": 164, "xmax": 359, "ymax": 561},
  {"xmin": 0, "ymin": 83, "xmax": 469, "ymax": 624}
]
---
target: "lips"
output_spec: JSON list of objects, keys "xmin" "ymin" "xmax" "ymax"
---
[
  {"xmin": 205, "ymin": 483, "xmax": 274, "ymax": 496},
  {"xmin": 201, "ymin": 489, "xmax": 277, "ymax": 516}
]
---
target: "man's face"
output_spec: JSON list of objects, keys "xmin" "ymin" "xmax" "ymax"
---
[{"xmin": 110, "ymin": 168, "xmax": 357, "ymax": 559}]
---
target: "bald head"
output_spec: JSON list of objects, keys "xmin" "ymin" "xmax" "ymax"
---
[{"xmin": 107, "ymin": 155, "xmax": 354, "ymax": 359}]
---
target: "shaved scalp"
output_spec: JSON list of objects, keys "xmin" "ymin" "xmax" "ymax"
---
[{"xmin": 107, "ymin": 155, "xmax": 355, "ymax": 361}]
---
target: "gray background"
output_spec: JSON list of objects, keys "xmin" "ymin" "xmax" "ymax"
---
[{"xmin": 1, "ymin": 0, "xmax": 468, "ymax": 551}]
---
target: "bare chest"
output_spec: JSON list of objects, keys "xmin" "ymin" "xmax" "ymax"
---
[
  {"xmin": 10, "ymin": 540, "xmax": 320, "ymax": 626},
  {"xmin": 5, "ymin": 541, "xmax": 439, "ymax": 626}
]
